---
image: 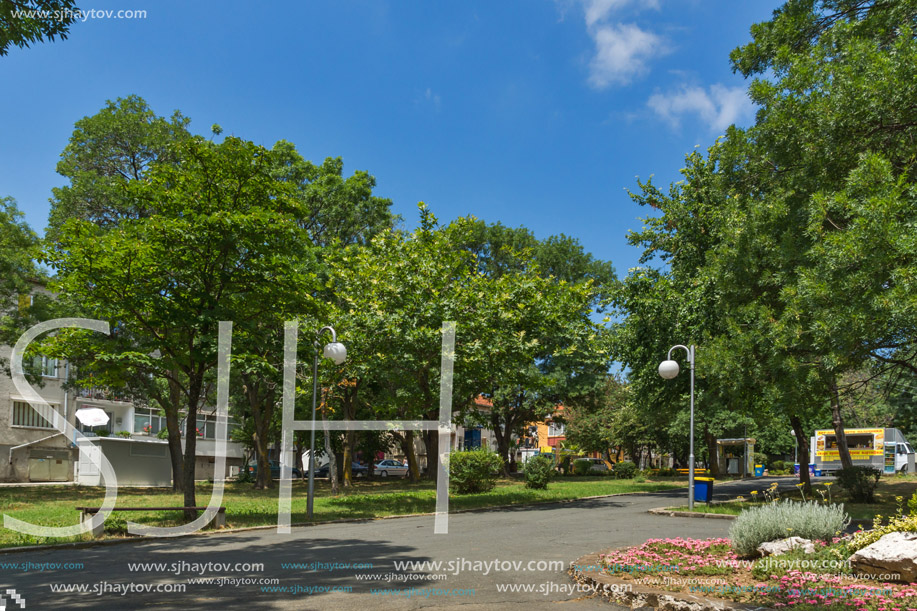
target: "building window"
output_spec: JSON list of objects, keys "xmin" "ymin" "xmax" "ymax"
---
[
  {"xmin": 548, "ymin": 422, "xmax": 565, "ymax": 437},
  {"xmin": 133, "ymin": 407, "xmax": 166, "ymax": 435},
  {"xmin": 31, "ymin": 356, "xmax": 58, "ymax": 378},
  {"xmin": 11, "ymin": 400, "xmax": 61, "ymax": 429},
  {"xmin": 195, "ymin": 414, "xmax": 239, "ymax": 439}
]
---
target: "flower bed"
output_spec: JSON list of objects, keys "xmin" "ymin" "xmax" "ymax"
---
[{"xmin": 593, "ymin": 537, "xmax": 917, "ymax": 610}]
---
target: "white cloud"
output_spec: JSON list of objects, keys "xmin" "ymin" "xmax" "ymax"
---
[
  {"xmin": 582, "ymin": 0, "xmax": 658, "ymax": 28},
  {"xmin": 587, "ymin": 23, "xmax": 666, "ymax": 88},
  {"xmin": 647, "ymin": 84, "xmax": 754, "ymax": 131}
]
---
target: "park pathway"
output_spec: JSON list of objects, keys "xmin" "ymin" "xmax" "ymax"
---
[{"xmin": 0, "ymin": 477, "xmax": 800, "ymax": 610}]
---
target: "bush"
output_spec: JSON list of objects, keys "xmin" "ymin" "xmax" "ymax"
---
[
  {"xmin": 656, "ymin": 468, "xmax": 676, "ymax": 477},
  {"xmin": 840, "ymin": 513, "xmax": 917, "ymax": 554},
  {"xmin": 573, "ymin": 459, "xmax": 592, "ymax": 476},
  {"xmin": 449, "ymin": 449, "xmax": 503, "ymax": 494},
  {"xmin": 614, "ymin": 461, "xmax": 637, "ymax": 479},
  {"xmin": 728, "ymin": 500, "xmax": 850, "ymax": 557},
  {"xmin": 835, "ymin": 466, "xmax": 882, "ymax": 503},
  {"xmin": 95, "ymin": 428, "xmax": 110, "ymax": 437},
  {"xmin": 770, "ymin": 460, "xmax": 785, "ymax": 472},
  {"xmin": 524, "ymin": 455, "xmax": 554, "ymax": 489}
]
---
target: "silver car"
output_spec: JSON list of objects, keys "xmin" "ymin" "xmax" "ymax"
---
[{"xmin": 375, "ymin": 459, "xmax": 409, "ymax": 478}]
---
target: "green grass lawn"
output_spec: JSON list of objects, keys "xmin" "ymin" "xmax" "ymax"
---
[
  {"xmin": 0, "ymin": 476, "xmax": 681, "ymax": 549},
  {"xmin": 668, "ymin": 474, "xmax": 917, "ymax": 521}
]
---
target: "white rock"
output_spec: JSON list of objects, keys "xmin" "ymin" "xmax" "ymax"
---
[
  {"xmin": 849, "ymin": 532, "xmax": 917, "ymax": 583},
  {"xmin": 757, "ymin": 536, "xmax": 816, "ymax": 556}
]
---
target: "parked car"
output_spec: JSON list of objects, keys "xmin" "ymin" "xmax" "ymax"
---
[
  {"xmin": 246, "ymin": 460, "xmax": 302, "ymax": 479},
  {"xmin": 313, "ymin": 462, "xmax": 367, "ymax": 478},
  {"xmin": 374, "ymin": 459, "xmax": 409, "ymax": 478},
  {"xmin": 581, "ymin": 457, "xmax": 611, "ymax": 473}
]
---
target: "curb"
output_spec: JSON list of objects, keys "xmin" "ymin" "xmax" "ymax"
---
[
  {"xmin": 648, "ymin": 507, "xmax": 737, "ymax": 520},
  {"xmin": 568, "ymin": 551, "xmax": 771, "ymax": 610},
  {"xmin": 0, "ymin": 489, "xmax": 667, "ymax": 555}
]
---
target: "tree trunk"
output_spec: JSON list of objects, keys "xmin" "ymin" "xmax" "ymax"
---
[
  {"xmin": 422, "ymin": 428, "xmax": 439, "ymax": 481},
  {"xmin": 162, "ymin": 373, "xmax": 184, "ymax": 492},
  {"xmin": 182, "ymin": 373, "xmax": 204, "ymax": 521},
  {"xmin": 165, "ymin": 406, "xmax": 184, "ymax": 492},
  {"xmin": 399, "ymin": 431, "xmax": 420, "ymax": 482},
  {"xmin": 341, "ymin": 385, "xmax": 357, "ymax": 488},
  {"xmin": 322, "ymin": 408, "xmax": 339, "ymax": 495},
  {"xmin": 704, "ymin": 426, "xmax": 720, "ymax": 477},
  {"xmin": 490, "ymin": 411, "xmax": 512, "ymax": 475},
  {"xmin": 246, "ymin": 379, "xmax": 275, "ymax": 490},
  {"xmin": 342, "ymin": 435, "xmax": 353, "ymax": 488},
  {"xmin": 826, "ymin": 374, "xmax": 854, "ymax": 470},
  {"xmin": 790, "ymin": 415, "xmax": 812, "ymax": 491}
]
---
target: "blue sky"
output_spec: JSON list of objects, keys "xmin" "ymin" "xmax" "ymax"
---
[{"xmin": 0, "ymin": 0, "xmax": 782, "ymax": 275}]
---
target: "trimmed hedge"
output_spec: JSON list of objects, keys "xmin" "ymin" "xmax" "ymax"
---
[
  {"xmin": 524, "ymin": 454, "xmax": 555, "ymax": 489},
  {"xmin": 614, "ymin": 461, "xmax": 637, "ymax": 479},
  {"xmin": 449, "ymin": 449, "xmax": 503, "ymax": 494}
]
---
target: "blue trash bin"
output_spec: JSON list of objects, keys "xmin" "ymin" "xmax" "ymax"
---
[
  {"xmin": 754, "ymin": 464, "xmax": 765, "ymax": 477},
  {"xmin": 694, "ymin": 477, "xmax": 714, "ymax": 503}
]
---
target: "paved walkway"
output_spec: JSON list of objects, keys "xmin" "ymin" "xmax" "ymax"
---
[{"xmin": 0, "ymin": 477, "xmax": 803, "ymax": 610}]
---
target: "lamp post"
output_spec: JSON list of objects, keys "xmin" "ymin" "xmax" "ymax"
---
[
  {"xmin": 307, "ymin": 326, "xmax": 347, "ymax": 519},
  {"xmin": 659, "ymin": 344, "xmax": 696, "ymax": 510}
]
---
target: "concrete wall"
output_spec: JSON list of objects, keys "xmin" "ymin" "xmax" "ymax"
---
[{"xmin": 0, "ymin": 344, "xmax": 76, "ymax": 482}]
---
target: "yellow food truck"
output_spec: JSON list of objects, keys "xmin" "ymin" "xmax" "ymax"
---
[{"xmin": 812, "ymin": 427, "xmax": 915, "ymax": 474}]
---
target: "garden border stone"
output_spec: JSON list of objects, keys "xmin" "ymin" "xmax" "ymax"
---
[
  {"xmin": 649, "ymin": 507, "xmax": 737, "ymax": 520},
  {"xmin": 569, "ymin": 551, "xmax": 770, "ymax": 611}
]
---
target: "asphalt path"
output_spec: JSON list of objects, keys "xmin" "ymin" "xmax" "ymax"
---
[{"xmin": 1, "ymin": 477, "xmax": 804, "ymax": 610}]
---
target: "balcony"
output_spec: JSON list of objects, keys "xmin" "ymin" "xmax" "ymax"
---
[{"xmin": 76, "ymin": 387, "xmax": 134, "ymax": 403}]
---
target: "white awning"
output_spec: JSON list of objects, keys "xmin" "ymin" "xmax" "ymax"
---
[{"xmin": 75, "ymin": 407, "xmax": 109, "ymax": 427}]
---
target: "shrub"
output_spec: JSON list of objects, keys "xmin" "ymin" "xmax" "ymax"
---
[
  {"xmin": 614, "ymin": 461, "xmax": 637, "ymax": 479},
  {"xmin": 909, "ymin": 491, "xmax": 917, "ymax": 516},
  {"xmin": 835, "ymin": 466, "xmax": 882, "ymax": 503},
  {"xmin": 95, "ymin": 428, "xmax": 110, "ymax": 437},
  {"xmin": 573, "ymin": 459, "xmax": 592, "ymax": 476},
  {"xmin": 156, "ymin": 428, "xmax": 169, "ymax": 440},
  {"xmin": 839, "ymin": 513, "xmax": 917, "ymax": 554},
  {"xmin": 657, "ymin": 468, "xmax": 676, "ymax": 477},
  {"xmin": 524, "ymin": 454, "xmax": 554, "ymax": 489},
  {"xmin": 770, "ymin": 460, "xmax": 785, "ymax": 472},
  {"xmin": 116, "ymin": 431, "xmax": 132, "ymax": 438},
  {"xmin": 728, "ymin": 500, "xmax": 849, "ymax": 557},
  {"xmin": 449, "ymin": 449, "xmax": 503, "ymax": 494}
]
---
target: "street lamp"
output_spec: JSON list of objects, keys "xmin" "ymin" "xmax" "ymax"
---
[
  {"xmin": 308, "ymin": 326, "xmax": 347, "ymax": 519},
  {"xmin": 659, "ymin": 344, "xmax": 696, "ymax": 510}
]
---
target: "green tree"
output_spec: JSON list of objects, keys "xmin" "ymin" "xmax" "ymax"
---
[
  {"xmin": 48, "ymin": 95, "xmax": 191, "ymax": 240},
  {"xmin": 0, "ymin": 0, "xmax": 77, "ymax": 56},
  {"xmin": 326, "ymin": 206, "xmax": 478, "ymax": 481},
  {"xmin": 565, "ymin": 375, "xmax": 629, "ymax": 463},
  {"xmin": 45, "ymin": 135, "xmax": 321, "ymax": 517}
]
